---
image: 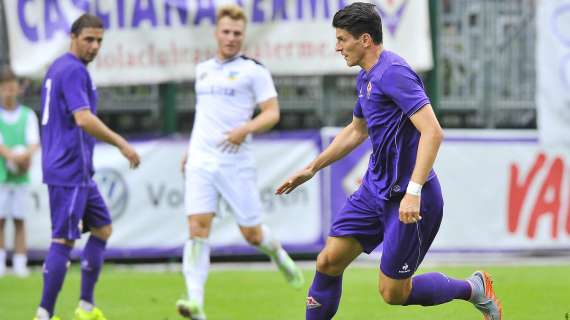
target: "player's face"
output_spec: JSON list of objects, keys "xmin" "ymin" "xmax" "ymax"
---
[
  {"xmin": 335, "ymin": 28, "xmax": 365, "ymax": 67},
  {"xmin": 71, "ymin": 28, "xmax": 104, "ymax": 64},
  {"xmin": 215, "ymin": 17, "xmax": 246, "ymax": 60},
  {"xmin": 0, "ymin": 79, "xmax": 20, "ymax": 108}
]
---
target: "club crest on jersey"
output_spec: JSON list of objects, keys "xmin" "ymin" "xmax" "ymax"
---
[
  {"xmin": 306, "ymin": 296, "xmax": 322, "ymax": 309},
  {"xmin": 366, "ymin": 81, "xmax": 372, "ymax": 98},
  {"xmin": 228, "ymin": 71, "xmax": 239, "ymax": 80}
]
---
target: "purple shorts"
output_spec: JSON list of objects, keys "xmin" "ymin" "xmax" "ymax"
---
[
  {"xmin": 47, "ymin": 182, "xmax": 111, "ymax": 240},
  {"xmin": 330, "ymin": 176, "xmax": 443, "ymax": 279}
]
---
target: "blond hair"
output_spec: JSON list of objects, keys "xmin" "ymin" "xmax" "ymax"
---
[{"xmin": 217, "ymin": 4, "xmax": 247, "ymax": 24}]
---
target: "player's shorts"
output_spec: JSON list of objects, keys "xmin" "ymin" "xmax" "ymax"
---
[
  {"xmin": 330, "ymin": 176, "xmax": 443, "ymax": 280},
  {"xmin": 0, "ymin": 184, "xmax": 30, "ymax": 220},
  {"xmin": 47, "ymin": 182, "xmax": 112, "ymax": 240},
  {"xmin": 185, "ymin": 162, "xmax": 263, "ymax": 227}
]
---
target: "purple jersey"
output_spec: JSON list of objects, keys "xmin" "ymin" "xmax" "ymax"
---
[
  {"xmin": 354, "ymin": 50, "xmax": 435, "ymax": 199},
  {"xmin": 40, "ymin": 53, "xmax": 97, "ymax": 186}
]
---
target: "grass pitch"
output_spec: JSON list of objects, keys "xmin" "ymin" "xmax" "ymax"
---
[{"xmin": 1, "ymin": 263, "xmax": 568, "ymax": 319}]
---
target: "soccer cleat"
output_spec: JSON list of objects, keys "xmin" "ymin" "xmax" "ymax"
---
[
  {"xmin": 73, "ymin": 306, "xmax": 107, "ymax": 320},
  {"xmin": 275, "ymin": 253, "xmax": 305, "ymax": 290},
  {"xmin": 32, "ymin": 317, "xmax": 61, "ymax": 320},
  {"xmin": 467, "ymin": 271, "xmax": 503, "ymax": 320},
  {"xmin": 176, "ymin": 298, "xmax": 207, "ymax": 320}
]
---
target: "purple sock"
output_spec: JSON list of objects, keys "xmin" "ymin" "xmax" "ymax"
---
[
  {"xmin": 80, "ymin": 236, "xmax": 107, "ymax": 304},
  {"xmin": 404, "ymin": 272, "xmax": 471, "ymax": 306},
  {"xmin": 40, "ymin": 243, "xmax": 72, "ymax": 316},
  {"xmin": 306, "ymin": 271, "xmax": 343, "ymax": 320}
]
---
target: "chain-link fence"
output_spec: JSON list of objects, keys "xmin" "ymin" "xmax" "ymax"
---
[{"xmin": 437, "ymin": 0, "xmax": 536, "ymax": 128}]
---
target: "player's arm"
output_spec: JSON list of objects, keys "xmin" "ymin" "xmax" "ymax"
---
[
  {"xmin": 223, "ymin": 97, "xmax": 279, "ymax": 150},
  {"xmin": 408, "ymin": 104, "xmax": 443, "ymax": 184},
  {"xmin": 399, "ymin": 104, "xmax": 443, "ymax": 224},
  {"xmin": 276, "ymin": 116, "xmax": 368, "ymax": 195},
  {"xmin": 73, "ymin": 109, "xmax": 140, "ymax": 168}
]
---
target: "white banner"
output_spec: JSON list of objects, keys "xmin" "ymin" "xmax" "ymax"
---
[
  {"xmin": 536, "ymin": 0, "xmax": 570, "ymax": 147},
  {"xmin": 3, "ymin": 137, "xmax": 322, "ymax": 253},
  {"xmin": 5, "ymin": 0, "xmax": 432, "ymax": 86}
]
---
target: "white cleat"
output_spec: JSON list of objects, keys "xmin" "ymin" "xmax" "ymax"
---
[
  {"xmin": 467, "ymin": 271, "xmax": 503, "ymax": 320},
  {"xmin": 176, "ymin": 298, "xmax": 206, "ymax": 320}
]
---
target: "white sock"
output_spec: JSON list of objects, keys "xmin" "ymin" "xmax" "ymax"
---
[
  {"xmin": 79, "ymin": 299, "xmax": 94, "ymax": 312},
  {"xmin": 13, "ymin": 253, "xmax": 27, "ymax": 271},
  {"xmin": 35, "ymin": 307, "xmax": 50, "ymax": 319},
  {"xmin": 256, "ymin": 225, "xmax": 289, "ymax": 264},
  {"xmin": 182, "ymin": 237, "xmax": 210, "ymax": 306},
  {"xmin": 0, "ymin": 249, "xmax": 6, "ymax": 275}
]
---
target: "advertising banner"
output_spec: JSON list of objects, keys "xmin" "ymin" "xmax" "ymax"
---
[
  {"xmin": 5, "ymin": 134, "xmax": 323, "ymax": 258},
  {"xmin": 4, "ymin": 0, "xmax": 433, "ymax": 85}
]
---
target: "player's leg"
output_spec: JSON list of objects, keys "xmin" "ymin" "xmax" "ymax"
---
[
  {"xmin": 74, "ymin": 183, "xmax": 112, "ymax": 320},
  {"xmin": 0, "ymin": 185, "xmax": 9, "ymax": 277},
  {"xmin": 307, "ymin": 185, "xmax": 383, "ymax": 320},
  {"xmin": 12, "ymin": 184, "xmax": 30, "ymax": 276},
  {"xmin": 177, "ymin": 213, "xmax": 214, "ymax": 320},
  {"xmin": 13, "ymin": 218, "xmax": 29, "ymax": 277},
  {"xmin": 0, "ymin": 218, "xmax": 6, "ymax": 276},
  {"xmin": 177, "ymin": 166, "xmax": 217, "ymax": 319},
  {"xmin": 239, "ymin": 224, "xmax": 304, "ymax": 288},
  {"xmin": 379, "ymin": 177, "xmax": 501, "ymax": 318},
  {"xmin": 36, "ymin": 185, "xmax": 86, "ymax": 320},
  {"xmin": 306, "ymin": 236, "xmax": 362, "ymax": 320}
]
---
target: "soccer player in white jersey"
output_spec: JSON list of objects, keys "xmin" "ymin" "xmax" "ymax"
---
[{"xmin": 176, "ymin": 4, "xmax": 304, "ymax": 320}]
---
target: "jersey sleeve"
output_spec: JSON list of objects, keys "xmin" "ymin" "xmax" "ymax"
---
[
  {"xmin": 25, "ymin": 109, "xmax": 40, "ymax": 145},
  {"xmin": 62, "ymin": 66, "xmax": 91, "ymax": 113},
  {"xmin": 251, "ymin": 65, "xmax": 278, "ymax": 104},
  {"xmin": 381, "ymin": 65, "xmax": 430, "ymax": 118},
  {"xmin": 353, "ymin": 74, "xmax": 364, "ymax": 118}
]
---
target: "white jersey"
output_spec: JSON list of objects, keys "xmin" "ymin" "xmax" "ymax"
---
[{"xmin": 187, "ymin": 55, "xmax": 277, "ymax": 167}]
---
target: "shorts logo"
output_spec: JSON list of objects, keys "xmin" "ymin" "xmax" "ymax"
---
[
  {"xmin": 306, "ymin": 296, "xmax": 322, "ymax": 310},
  {"xmin": 398, "ymin": 263, "xmax": 411, "ymax": 274},
  {"xmin": 94, "ymin": 168, "xmax": 129, "ymax": 221}
]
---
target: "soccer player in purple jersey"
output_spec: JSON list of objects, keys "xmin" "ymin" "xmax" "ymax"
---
[
  {"xmin": 276, "ymin": 3, "xmax": 502, "ymax": 320},
  {"xmin": 34, "ymin": 14, "xmax": 140, "ymax": 320}
]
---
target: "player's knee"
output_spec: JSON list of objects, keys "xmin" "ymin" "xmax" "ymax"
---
[
  {"xmin": 379, "ymin": 286, "xmax": 408, "ymax": 305},
  {"xmin": 315, "ymin": 251, "xmax": 344, "ymax": 276},
  {"xmin": 91, "ymin": 224, "xmax": 113, "ymax": 241},
  {"xmin": 189, "ymin": 221, "xmax": 210, "ymax": 238},
  {"xmin": 243, "ymin": 232, "xmax": 262, "ymax": 246}
]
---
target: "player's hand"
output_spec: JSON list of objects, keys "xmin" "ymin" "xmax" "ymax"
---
[
  {"xmin": 14, "ymin": 154, "xmax": 31, "ymax": 172},
  {"xmin": 399, "ymin": 193, "xmax": 422, "ymax": 224},
  {"xmin": 120, "ymin": 144, "xmax": 140, "ymax": 169},
  {"xmin": 218, "ymin": 126, "xmax": 250, "ymax": 153},
  {"xmin": 275, "ymin": 168, "xmax": 315, "ymax": 195},
  {"xmin": 181, "ymin": 152, "xmax": 188, "ymax": 175}
]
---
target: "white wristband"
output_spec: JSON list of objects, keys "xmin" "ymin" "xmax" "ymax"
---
[{"xmin": 406, "ymin": 181, "xmax": 423, "ymax": 196}]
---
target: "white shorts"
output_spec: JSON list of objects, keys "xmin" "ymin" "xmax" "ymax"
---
[
  {"xmin": 184, "ymin": 162, "xmax": 263, "ymax": 227},
  {"xmin": 0, "ymin": 184, "xmax": 30, "ymax": 220}
]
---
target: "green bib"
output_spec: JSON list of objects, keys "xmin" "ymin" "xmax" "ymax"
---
[{"xmin": 0, "ymin": 106, "xmax": 32, "ymax": 184}]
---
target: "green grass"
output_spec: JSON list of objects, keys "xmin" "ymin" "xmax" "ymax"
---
[{"xmin": 1, "ymin": 264, "xmax": 569, "ymax": 319}]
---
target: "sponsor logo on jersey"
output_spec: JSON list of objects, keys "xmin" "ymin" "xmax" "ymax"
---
[
  {"xmin": 228, "ymin": 70, "xmax": 239, "ymax": 80},
  {"xmin": 306, "ymin": 296, "xmax": 322, "ymax": 309}
]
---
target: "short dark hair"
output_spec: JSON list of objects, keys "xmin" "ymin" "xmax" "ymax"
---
[
  {"xmin": 0, "ymin": 67, "xmax": 17, "ymax": 83},
  {"xmin": 71, "ymin": 14, "xmax": 104, "ymax": 36},
  {"xmin": 332, "ymin": 2, "xmax": 383, "ymax": 44}
]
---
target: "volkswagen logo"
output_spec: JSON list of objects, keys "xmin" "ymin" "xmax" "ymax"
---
[{"xmin": 93, "ymin": 168, "xmax": 129, "ymax": 221}]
